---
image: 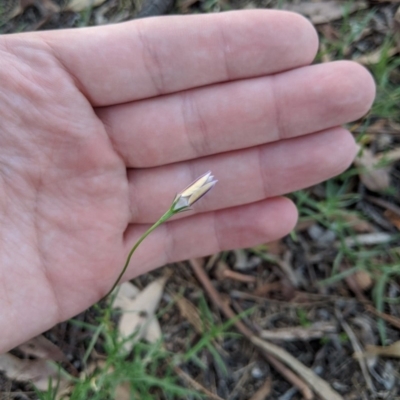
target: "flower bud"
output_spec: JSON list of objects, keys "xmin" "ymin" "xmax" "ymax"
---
[{"xmin": 172, "ymin": 171, "xmax": 217, "ymax": 211}]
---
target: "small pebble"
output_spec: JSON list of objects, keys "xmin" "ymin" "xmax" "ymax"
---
[{"xmin": 251, "ymin": 365, "xmax": 264, "ymax": 379}]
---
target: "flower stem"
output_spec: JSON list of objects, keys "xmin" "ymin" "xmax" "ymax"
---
[{"xmin": 103, "ymin": 208, "xmax": 175, "ymax": 299}]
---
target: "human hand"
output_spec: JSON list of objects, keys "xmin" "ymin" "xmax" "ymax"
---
[{"xmin": 0, "ymin": 10, "xmax": 375, "ymax": 353}]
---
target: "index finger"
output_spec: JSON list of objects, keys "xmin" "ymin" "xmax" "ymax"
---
[{"xmin": 33, "ymin": 10, "xmax": 318, "ymax": 106}]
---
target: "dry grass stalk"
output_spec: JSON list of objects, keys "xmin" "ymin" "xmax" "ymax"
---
[{"xmin": 190, "ymin": 258, "xmax": 344, "ymax": 400}]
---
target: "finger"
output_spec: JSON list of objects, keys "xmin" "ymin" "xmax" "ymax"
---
[
  {"xmin": 98, "ymin": 61, "xmax": 375, "ymax": 167},
  {"xmin": 128, "ymin": 127, "xmax": 357, "ymax": 224},
  {"xmin": 35, "ymin": 10, "xmax": 318, "ymax": 106},
  {"xmin": 116, "ymin": 197, "xmax": 297, "ymax": 285}
]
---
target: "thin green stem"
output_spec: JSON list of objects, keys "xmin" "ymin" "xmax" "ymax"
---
[{"xmin": 103, "ymin": 208, "xmax": 175, "ymax": 299}]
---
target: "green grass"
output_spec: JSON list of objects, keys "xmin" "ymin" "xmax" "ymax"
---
[
  {"xmin": 293, "ymin": 174, "xmax": 400, "ymax": 344},
  {"xmin": 36, "ymin": 291, "xmax": 244, "ymax": 400}
]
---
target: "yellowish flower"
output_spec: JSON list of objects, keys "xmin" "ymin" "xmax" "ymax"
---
[{"xmin": 172, "ymin": 171, "xmax": 217, "ymax": 211}]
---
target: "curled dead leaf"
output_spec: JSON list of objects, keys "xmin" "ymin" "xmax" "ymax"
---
[
  {"xmin": 354, "ymin": 148, "xmax": 391, "ymax": 192},
  {"xmin": 16, "ymin": 335, "xmax": 66, "ymax": 363},
  {"xmin": 0, "ymin": 353, "xmax": 70, "ymax": 391},
  {"xmin": 112, "ymin": 278, "xmax": 167, "ymax": 353}
]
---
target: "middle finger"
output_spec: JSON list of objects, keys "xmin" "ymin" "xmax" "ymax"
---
[
  {"xmin": 128, "ymin": 126, "xmax": 357, "ymax": 224},
  {"xmin": 97, "ymin": 60, "xmax": 374, "ymax": 168}
]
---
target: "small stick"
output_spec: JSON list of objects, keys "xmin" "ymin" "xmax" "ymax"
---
[
  {"xmin": 173, "ymin": 366, "xmax": 225, "ymax": 400},
  {"xmin": 214, "ymin": 261, "xmax": 256, "ymax": 283}
]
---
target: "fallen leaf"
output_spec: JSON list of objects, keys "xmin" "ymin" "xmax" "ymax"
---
[
  {"xmin": 336, "ymin": 212, "xmax": 374, "ymax": 233},
  {"xmin": 174, "ymin": 294, "xmax": 205, "ymax": 334},
  {"xmin": 282, "ymin": 0, "xmax": 367, "ymax": 25},
  {"xmin": 354, "ymin": 46, "xmax": 398, "ymax": 65},
  {"xmin": 376, "ymin": 147, "xmax": 400, "ymax": 164},
  {"xmin": 354, "ymin": 149, "xmax": 391, "ymax": 192},
  {"xmin": 318, "ymin": 23, "xmax": 340, "ymax": 41},
  {"xmin": 295, "ymin": 218, "xmax": 316, "ymax": 232},
  {"xmin": 265, "ymin": 240, "xmax": 286, "ymax": 257},
  {"xmin": 112, "ymin": 281, "xmax": 140, "ymax": 309},
  {"xmin": 17, "ymin": 335, "xmax": 67, "ymax": 363},
  {"xmin": 112, "ymin": 278, "xmax": 167, "ymax": 352},
  {"xmin": 365, "ymin": 341, "xmax": 400, "ymax": 358},
  {"xmin": 254, "ymin": 281, "xmax": 283, "ymax": 297},
  {"xmin": 248, "ymin": 377, "xmax": 272, "ymax": 400},
  {"xmin": 365, "ymin": 195, "xmax": 400, "ymax": 230},
  {"xmin": 66, "ymin": 0, "xmax": 107, "ymax": 12},
  {"xmin": 353, "ymin": 270, "xmax": 373, "ymax": 291},
  {"xmin": 0, "ymin": 353, "xmax": 69, "ymax": 391},
  {"xmin": 384, "ymin": 209, "xmax": 400, "ymax": 230}
]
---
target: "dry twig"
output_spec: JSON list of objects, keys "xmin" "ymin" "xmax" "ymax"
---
[
  {"xmin": 335, "ymin": 308, "xmax": 376, "ymax": 393},
  {"xmin": 190, "ymin": 258, "xmax": 344, "ymax": 400},
  {"xmin": 173, "ymin": 366, "xmax": 225, "ymax": 400}
]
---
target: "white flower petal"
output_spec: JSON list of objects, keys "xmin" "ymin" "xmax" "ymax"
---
[
  {"xmin": 180, "ymin": 171, "xmax": 212, "ymax": 197},
  {"xmin": 188, "ymin": 180, "xmax": 217, "ymax": 205}
]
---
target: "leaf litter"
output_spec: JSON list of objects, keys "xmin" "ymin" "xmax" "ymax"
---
[{"xmin": 112, "ymin": 277, "xmax": 167, "ymax": 352}]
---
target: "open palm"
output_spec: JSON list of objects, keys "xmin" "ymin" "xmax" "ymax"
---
[{"xmin": 0, "ymin": 10, "xmax": 375, "ymax": 353}]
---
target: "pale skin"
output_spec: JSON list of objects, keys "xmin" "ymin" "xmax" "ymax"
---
[{"xmin": 0, "ymin": 10, "xmax": 375, "ymax": 353}]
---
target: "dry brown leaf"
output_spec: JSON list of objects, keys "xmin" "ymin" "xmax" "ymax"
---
[
  {"xmin": 376, "ymin": 147, "xmax": 400, "ymax": 164},
  {"xmin": 354, "ymin": 149, "xmax": 391, "ymax": 192},
  {"xmin": 0, "ymin": 353, "xmax": 70, "ymax": 391},
  {"xmin": 295, "ymin": 218, "xmax": 316, "ymax": 232},
  {"xmin": 17, "ymin": 335, "xmax": 66, "ymax": 363},
  {"xmin": 354, "ymin": 46, "xmax": 398, "ymax": 65},
  {"xmin": 66, "ymin": 0, "xmax": 107, "ymax": 12},
  {"xmin": 254, "ymin": 281, "xmax": 283, "ymax": 297},
  {"xmin": 174, "ymin": 294, "xmax": 205, "ymax": 334},
  {"xmin": 282, "ymin": 1, "xmax": 367, "ymax": 25},
  {"xmin": 353, "ymin": 270, "xmax": 373, "ymax": 291},
  {"xmin": 248, "ymin": 377, "xmax": 272, "ymax": 400},
  {"xmin": 112, "ymin": 278, "xmax": 167, "ymax": 352},
  {"xmin": 265, "ymin": 240, "xmax": 286, "ymax": 257},
  {"xmin": 384, "ymin": 209, "xmax": 400, "ymax": 229},
  {"xmin": 340, "ymin": 213, "xmax": 374, "ymax": 233},
  {"xmin": 318, "ymin": 23, "xmax": 340, "ymax": 42},
  {"xmin": 365, "ymin": 342, "xmax": 400, "ymax": 358}
]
